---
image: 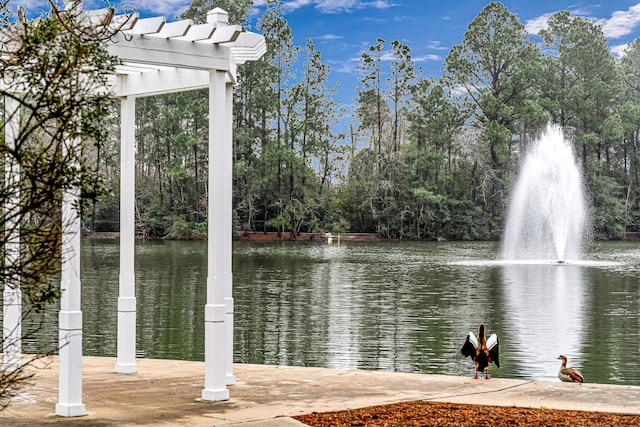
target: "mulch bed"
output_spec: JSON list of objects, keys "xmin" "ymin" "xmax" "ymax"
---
[{"xmin": 294, "ymin": 401, "xmax": 640, "ymax": 426}]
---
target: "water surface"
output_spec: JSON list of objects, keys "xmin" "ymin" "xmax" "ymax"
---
[{"xmin": 20, "ymin": 239, "xmax": 640, "ymax": 385}]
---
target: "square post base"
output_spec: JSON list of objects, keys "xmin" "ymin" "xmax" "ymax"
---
[
  {"xmin": 201, "ymin": 388, "xmax": 229, "ymax": 401},
  {"xmin": 115, "ymin": 362, "xmax": 138, "ymax": 374},
  {"xmin": 55, "ymin": 403, "xmax": 86, "ymax": 417}
]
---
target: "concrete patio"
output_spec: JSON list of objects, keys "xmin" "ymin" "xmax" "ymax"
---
[{"xmin": 1, "ymin": 356, "xmax": 638, "ymax": 426}]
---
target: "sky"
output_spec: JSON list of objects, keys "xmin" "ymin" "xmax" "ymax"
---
[{"xmin": 84, "ymin": 0, "xmax": 640, "ymax": 106}]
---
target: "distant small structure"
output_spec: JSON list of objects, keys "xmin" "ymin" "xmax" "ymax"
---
[{"xmin": 325, "ymin": 232, "xmax": 341, "ymax": 244}]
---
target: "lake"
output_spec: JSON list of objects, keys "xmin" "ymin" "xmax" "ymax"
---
[{"xmin": 19, "ymin": 239, "xmax": 640, "ymax": 385}]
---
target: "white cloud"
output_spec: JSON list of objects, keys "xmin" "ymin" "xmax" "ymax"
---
[
  {"xmin": 121, "ymin": 0, "xmax": 190, "ymax": 17},
  {"xmin": 315, "ymin": 33, "xmax": 344, "ymax": 41},
  {"xmin": 380, "ymin": 51, "xmax": 396, "ymax": 61},
  {"xmin": 119, "ymin": 0, "xmax": 396, "ymax": 18},
  {"xmin": 368, "ymin": 0, "xmax": 396, "ymax": 9},
  {"xmin": 330, "ymin": 57, "xmax": 360, "ymax": 74},
  {"xmin": 282, "ymin": 0, "xmax": 397, "ymax": 13},
  {"xmin": 525, "ymin": 3, "xmax": 640, "ymax": 40},
  {"xmin": 611, "ymin": 42, "xmax": 631, "ymax": 57},
  {"xmin": 414, "ymin": 54, "xmax": 442, "ymax": 62},
  {"xmin": 283, "ymin": 0, "xmax": 315, "ymax": 11},
  {"xmin": 425, "ymin": 40, "xmax": 448, "ymax": 51},
  {"xmin": 524, "ymin": 12, "xmax": 555, "ymax": 36},
  {"xmin": 377, "ymin": 51, "xmax": 440, "ymax": 62},
  {"xmin": 596, "ymin": 3, "xmax": 640, "ymax": 38}
]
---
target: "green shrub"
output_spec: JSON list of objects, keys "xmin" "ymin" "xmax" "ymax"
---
[{"xmin": 166, "ymin": 218, "xmax": 192, "ymax": 240}]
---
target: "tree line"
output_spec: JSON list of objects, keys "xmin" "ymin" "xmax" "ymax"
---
[{"xmin": 90, "ymin": 0, "xmax": 640, "ymax": 241}]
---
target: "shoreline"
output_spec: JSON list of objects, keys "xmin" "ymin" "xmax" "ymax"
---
[
  {"xmin": 83, "ymin": 231, "xmax": 392, "ymax": 242},
  {"xmin": 83, "ymin": 231, "xmax": 640, "ymax": 242}
]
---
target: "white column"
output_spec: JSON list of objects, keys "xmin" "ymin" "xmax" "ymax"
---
[
  {"xmin": 115, "ymin": 96, "xmax": 137, "ymax": 374},
  {"xmin": 2, "ymin": 95, "xmax": 21, "ymax": 372},
  {"xmin": 56, "ymin": 135, "xmax": 86, "ymax": 417},
  {"xmin": 223, "ymin": 81, "xmax": 235, "ymax": 386},
  {"xmin": 202, "ymin": 69, "xmax": 229, "ymax": 401}
]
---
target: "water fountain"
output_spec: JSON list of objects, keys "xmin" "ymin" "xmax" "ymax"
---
[
  {"xmin": 498, "ymin": 124, "xmax": 589, "ymax": 379},
  {"xmin": 501, "ymin": 124, "xmax": 586, "ymax": 263}
]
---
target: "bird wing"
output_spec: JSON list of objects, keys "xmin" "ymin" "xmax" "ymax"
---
[
  {"xmin": 562, "ymin": 367, "xmax": 584, "ymax": 383},
  {"xmin": 458, "ymin": 331, "xmax": 478, "ymax": 359},
  {"xmin": 486, "ymin": 333, "xmax": 499, "ymax": 368}
]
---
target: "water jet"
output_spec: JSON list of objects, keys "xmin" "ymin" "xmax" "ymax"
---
[{"xmin": 501, "ymin": 124, "xmax": 586, "ymax": 262}]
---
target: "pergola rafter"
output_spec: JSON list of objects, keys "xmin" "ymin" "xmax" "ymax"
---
[
  {"xmin": 1, "ymin": 5, "xmax": 265, "ymax": 417},
  {"xmin": 103, "ymin": 8, "xmax": 265, "ymax": 97}
]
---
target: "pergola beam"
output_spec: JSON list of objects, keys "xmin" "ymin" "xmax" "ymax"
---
[
  {"xmin": 110, "ymin": 67, "xmax": 211, "ymax": 98},
  {"xmin": 107, "ymin": 34, "xmax": 231, "ymax": 71}
]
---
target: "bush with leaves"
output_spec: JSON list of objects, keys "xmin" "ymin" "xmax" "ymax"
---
[{"xmin": 0, "ymin": 0, "xmax": 120, "ymax": 409}]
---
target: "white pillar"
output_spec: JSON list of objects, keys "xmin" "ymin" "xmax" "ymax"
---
[
  {"xmin": 56, "ymin": 136, "xmax": 86, "ymax": 417},
  {"xmin": 202, "ymin": 69, "xmax": 229, "ymax": 401},
  {"xmin": 224, "ymin": 81, "xmax": 235, "ymax": 386},
  {"xmin": 2, "ymin": 95, "xmax": 21, "ymax": 372},
  {"xmin": 115, "ymin": 96, "xmax": 137, "ymax": 374}
]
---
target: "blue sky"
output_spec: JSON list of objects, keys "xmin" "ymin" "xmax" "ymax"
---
[{"xmin": 87, "ymin": 0, "xmax": 640, "ymax": 105}]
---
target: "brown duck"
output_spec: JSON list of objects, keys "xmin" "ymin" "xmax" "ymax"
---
[
  {"xmin": 458, "ymin": 323, "xmax": 500, "ymax": 379},
  {"xmin": 557, "ymin": 355, "xmax": 585, "ymax": 383}
]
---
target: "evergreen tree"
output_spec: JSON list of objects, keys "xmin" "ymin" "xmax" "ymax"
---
[
  {"xmin": 356, "ymin": 38, "xmax": 387, "ymax": 153},
  {"xmin": 256, "ymin": 0, "xmax": 299, "ymax": 237},
  {"xmin": 539, "ymin": 11, "xmax": 626, "ymax": 238},
  {"xmin": 387, "ymin": 40, "xmax": 415, "ymax": 152},
  {"xmin": 539, "ymin": 11, "xmax": 625, "ymax": 173},
  {"xmin": 442, "ymin": 2, "xmax": 542, "ymax": 221},
  {"xmin": 618, "ymin": 39, "xmax": 640, "ymax": 231}
]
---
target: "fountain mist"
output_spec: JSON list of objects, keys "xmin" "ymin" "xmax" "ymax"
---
[{"xmin": 501, "ymin": 125, "xmax": 586, "ymax": 262}]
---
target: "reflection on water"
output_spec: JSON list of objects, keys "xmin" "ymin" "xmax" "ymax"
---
[
  {"xmin": 8, "ymin": 239, "xmax": 640, "ymax": 386},
  {"xmin": 501, "ymin": 264, "xmax": 586, "ymax": 381}
]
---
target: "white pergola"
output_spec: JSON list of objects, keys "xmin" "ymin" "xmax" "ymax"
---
[{"xmin": 2, "ymin": 7, "xmax": 265, "ymax": 417}]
